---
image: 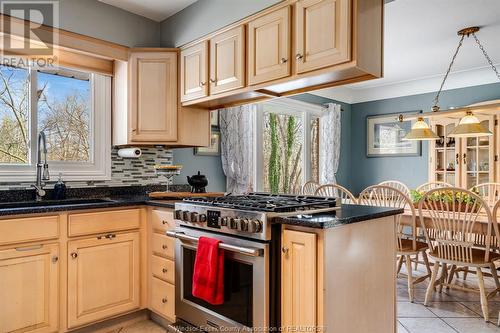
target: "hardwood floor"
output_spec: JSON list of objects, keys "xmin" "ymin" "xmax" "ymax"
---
[{"xmin": 397, "ymin": 263, "xmax": 500, "ymax": 332}]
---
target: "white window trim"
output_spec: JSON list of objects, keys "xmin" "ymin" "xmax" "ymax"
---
[
  {"xmin": 253, "ymin": 98, "xmax": 323, "ymax": 192},
  {"xmin": 0, "ymin": 72, "xmax": 111, "ymax": 182}
]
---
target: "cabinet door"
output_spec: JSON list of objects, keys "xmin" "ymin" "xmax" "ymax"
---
[
  {"xmin": 247, "ymin": 6, "xmax": 291, "ymax": 85},
  {"xmin": 281, "ymin": 229, "xmax": 317, "ymax": 330},
  {"xmin": 67, "ymin": 232, "xmax": 140, "ymax": 328},
  {"xmin": 429, "ymin": 119, "xmax": 461, "ymax": 187},
  {"xmin": 130, "ymin": 51, "xmax": 178, "ymax": 142},
  {"xmin": 0, "ymin": 244, "xmax": 59, "ymax": 333},
  {"xmin": 181, "ymin": 41, "xmax": 209, "ymax": 102},
  {"xmin": 295, "ymin": 0, "xmax": 350, "ymax": 73},
  {"xmin": 209, "ymin": 26, "xmax": 246, "ymax": 95}
]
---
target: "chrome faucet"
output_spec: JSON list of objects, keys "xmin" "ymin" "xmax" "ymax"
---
[{"xmin": 32, "ymin": 131, "xmax": 50, "ymax": 201}]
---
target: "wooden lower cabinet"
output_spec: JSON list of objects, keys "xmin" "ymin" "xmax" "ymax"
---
[
  {"xmin": 67, "ymin": 232, "xmax": 140, "ymax": 328},
  {"xmin": 150, "ymin": 277, "xmax": 175, "ymax": 321},
  {"xmin": 281, "ymin": 229, "xmax": 317, "ymax": 331},
  {"xmin": 0, "ymin": 243, "xmax": 59, "ymax": 333}
]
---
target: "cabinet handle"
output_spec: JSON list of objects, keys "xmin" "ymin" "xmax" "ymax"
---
[
  {"xmin": 52, "ymin": 256, "xmax": 59, "ymax": 263},
  {"xmin": 456, "ymin": 153, "xmax": 459, "ymax": 165},
  {"xmin": 162, "ymin": 268, "xmax": 168, "ymax": 273},
  {"xmin": 105, "ymin": 234, "xmax": 116, "ymax": 240},
  {"xmin": 209, "ymin": 78, "xmax": 217, "ymax": 84},
  {"xmin": 162, "ymin": 244, "xmax": 168, "ymax": 250},
  {"xmin": 199, "ymin": 82, "xmax": 206, "ymax": 87},
  {"xmin": 463, "ymin": 153, "xmax": 467, "ymax": 165},
  {"xmin": 162, "ymin": 220, "xmax": 168, "ymax": 225},
  {"xmin": 295, "ymin": 53, "xmax": 304, "ymax": 61},
  {"xmin": 70, "ymin": 252, "xmax": 78, "ymax": 259},
  {"xmin": 162, "ymin": 298, "xmax": 168, "ymax": 304},
  {"xmin": 280, "ymin": 58, "xmax": 288, "ymax": 64},
  {"xmin": 281, "ymin": 246, "xmax": 289, "ymax": 255}
]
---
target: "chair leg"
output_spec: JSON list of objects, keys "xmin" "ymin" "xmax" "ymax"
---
[
  {"xmin": 422, "ymin": 250, "xmax": 432, "ymax": 277},
  {"xmin": 404, "ymin": 255, "xmax": 414, "ymax": 302},
  {"xmin": 463, "ymin": 266, "xmax": 469, "ymax": 280},
  {"xmin": 414, "ymin": 252, "xmax": 419, "ymax": 271},
  {"xmin": 477, "ymin": 267, "xmax": 490, "ymax": 322},
  {"xmin": 447, "ymin": 264, "xmax": 457, "ymax": 289},
  {"xmin": 396, "ymin": 255, "xmax": 404, "ymax": 276},
  {"xmin": 490, "ymin": 262, "xmax": 500, "ymax": 296},
  {"xmin": 425, "ymin": 260, "xmax": 440, "ymax": 306},
  {"xmin": 439, "ymin": 263, "xmax": 448, "ymax": 293}
]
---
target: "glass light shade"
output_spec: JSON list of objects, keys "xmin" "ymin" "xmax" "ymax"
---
[
  {"xmin": 403, "ymin": 118, "xmax": 439, "ymax": 141},
  {"xmin": 448, "ymin": 113, "xmax": 492, "ymax": 138}
]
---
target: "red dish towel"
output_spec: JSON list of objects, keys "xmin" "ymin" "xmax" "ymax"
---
[{"xmin": 192, "ymin": 236, "xmax": 224, "ymax": 305}]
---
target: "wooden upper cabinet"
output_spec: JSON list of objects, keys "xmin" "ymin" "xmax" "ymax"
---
[
  {"xmin": 209, "ymin": 26, "xmax": 246, "ymax": 95},
  {"xmin": 67, "ymin": 232, "xmax": 140, "ymax": 328},
  {"xmin": 247, "ymin": 6, "xmax": 291, "ymax": 85},
  {"xmin": 129, "ymin": 51, "xmax": 178, "ymax": 142},
  {"xmin": 181, "ymin": 41, "xmax": 209, "ymax": 102},
  {"xmin": 0, "ymin": 244, "xmax": 59, "ymax": 333},
  {"xmin": 295, "ymin": 0, "xmax": 351, "ymax": 73}
]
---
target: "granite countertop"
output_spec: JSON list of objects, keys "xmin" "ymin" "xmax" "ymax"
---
[{"xmin": 275, "ymin": 204, "xmax": 404, "ymax": 229}]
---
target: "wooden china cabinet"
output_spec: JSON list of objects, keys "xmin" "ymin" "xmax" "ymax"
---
[{"xmin": 428, "ymin": 114, "xmax": 497, "ymax": 189}]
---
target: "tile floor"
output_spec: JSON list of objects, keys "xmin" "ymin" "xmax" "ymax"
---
[
  {"xmin": 108, "ymin": 320, "xmax": 166, "ymax": 333},
  {"xmin": 397, "ymin": 263, "xmax": 500, "ymax": 332}
]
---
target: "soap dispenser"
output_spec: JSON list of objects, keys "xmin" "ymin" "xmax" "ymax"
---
[{"xmin": 53, "ymin": 173, "xmax": 67, "ymax": 200}]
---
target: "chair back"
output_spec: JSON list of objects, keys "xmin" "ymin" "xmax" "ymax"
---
[
  {"xmin": 471, "ymin": 182, "xmax": 500, "ymax": 208},
  {"xmin": 315, "ymin": 184, "xmax": 357, "ymax": 204},
  {"xmin": 358, "ymin": 185, "xmax": 417, "ymax": 252},
  {"xmin": 416, "ymin": 181, "xmax": 452, "ymax": 193},
  {"xmin": 379, "ymin": 180, "xmax": 411, "ymax": 197},
  {"xmin": 419, "ymin": 187, "xmax": 494, "ymax": 264},
  {"xmin": 301, "ymin": 181, "xmax": 320, "ymax": 195}
]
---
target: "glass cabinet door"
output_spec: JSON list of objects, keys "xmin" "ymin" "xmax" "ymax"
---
[
  {"xmin": 462, "ymin": 116, "xmax": 494, "ymax": 189},
  {"xmin": 430, "ymin": 120, "xmax": 460, "ymax": 186}
]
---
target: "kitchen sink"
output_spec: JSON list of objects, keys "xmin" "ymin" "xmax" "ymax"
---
[{"xmin": 0, "ymin": 198, "xmax": 114, "ymax": 209}]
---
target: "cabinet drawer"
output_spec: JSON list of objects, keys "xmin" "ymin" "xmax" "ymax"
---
[
  {"xmin": 152, "ymin": 233, "xmax": 174, "ymax": 259},
  {"xmin": 0, "ymin": 215, "xmax": 59, "ymax": 246},
  {"xmin": 151, "ymin": 255, "xmax": 175, "ymax": 284},
  {"xmin": 68, "ymin": 209, "xmax": 141, "ymax": 237},
  {"xmin": 150, "ymin": 277, "xmax": 175, "ymax": 321},
  {"xmin": 151, "ymin": 209, "xmax": 175, "ymax": 233}
]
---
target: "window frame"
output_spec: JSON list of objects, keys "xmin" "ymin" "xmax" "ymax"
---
[
  {"xmin": 0, "ymin": 66, "xmax": 111, "ymax": 182},
  {"xmin": 254, "ymin": 98, "xmax": 323, "ymax": 193}
]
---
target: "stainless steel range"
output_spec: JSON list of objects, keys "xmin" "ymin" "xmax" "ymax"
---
[{"xmin": 166, "ymin": 193, "xmax": 339, "ymax": 332}]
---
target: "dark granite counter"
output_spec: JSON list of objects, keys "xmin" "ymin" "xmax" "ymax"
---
[{"xmin": 275, "ymin": 204, "xmax": 404, "ymax": 229}]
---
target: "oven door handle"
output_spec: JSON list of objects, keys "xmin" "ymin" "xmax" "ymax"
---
[{"xmin": 166, "ymin": 231, "xmax": 264, "ymax": 257}]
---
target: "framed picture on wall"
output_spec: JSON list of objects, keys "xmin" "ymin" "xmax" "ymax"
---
[
  {"xmin": 366, "ymin": 111, "xmax": 422, "ymax": 157},
  {"xmin": 194, "ymin": 131, "xmax": 220, "ymax": 156}
]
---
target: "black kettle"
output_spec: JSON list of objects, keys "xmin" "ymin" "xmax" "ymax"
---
[{"xmin": 187, "ymin": 171, "xmax": 208, "ymax": 193}]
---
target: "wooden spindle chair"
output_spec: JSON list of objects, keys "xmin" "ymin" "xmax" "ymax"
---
[
  {"xmin": 471, "ymin": 183, "xmax": 500, "ymax": 208},
  {"xmin": 359, "ymin": 185, "xmax": 431, "ymax": 302},
  {"xmin": 416, "ymin": 181, "xmax": 452, "ymax": 193},
  {"xmin": 420, "ymin": 187, "xmax": 500, "ymax": 322},
  {"xmin": 301, "ymin": 181, "xmax": 320, "ymax": 195},
  {"xmin": 379, "ymin": 180, "xmax": 411, "ymax": 198},
  {"xmin": 315, "ymin": 184, "xmax": 357, "ymax": 204}
]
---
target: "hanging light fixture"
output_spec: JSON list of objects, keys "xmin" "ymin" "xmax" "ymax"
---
[{"xmin": 403, "ymin": 26, "xmax": 499, "ymax": 140}]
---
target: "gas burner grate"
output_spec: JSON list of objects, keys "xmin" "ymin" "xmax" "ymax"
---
[{"xmin": 182, "ymin": 192, "xmax": 338, "ymax": 212}]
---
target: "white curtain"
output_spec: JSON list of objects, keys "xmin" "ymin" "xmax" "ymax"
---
[
  {"xmin": 219, "ymin": 104, "xmax": 256, "ymax": 194},
  {"xmin": 319, "ymin": 103, "xmax": 342, "ymax": 184}
]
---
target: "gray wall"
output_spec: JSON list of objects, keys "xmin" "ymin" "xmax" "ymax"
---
[
  {"xmin": 349, "ymin": 82, "xmax": 500, "ymax": 195},
  {"xmin": 172, "ymin": 148, "xmax": 227, "ymax": 192},
  {"xmin": 160, "ymin": 0, "xmax": 281, "ymax": 47},
  {"xmin": 3, "ymin": 0, "xmax": 160, "ymax": 47}
]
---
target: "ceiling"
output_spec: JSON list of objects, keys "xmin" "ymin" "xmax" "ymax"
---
[
  {"xmin": 315, "ymin": 0, "xmax": 500, "ymax": 103},
  {"xmin": 98, "ymin": 0, "xmax": 197, "ymax": 22}
]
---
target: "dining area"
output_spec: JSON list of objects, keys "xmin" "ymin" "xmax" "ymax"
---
[{"xmin": 302, "ymin": 180, "xmax": 500, "ymax": 331}]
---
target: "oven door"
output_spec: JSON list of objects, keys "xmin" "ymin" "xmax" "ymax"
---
[{"xmin": 171, "ymin": 226, "xmax": 269, "ymax": 332}]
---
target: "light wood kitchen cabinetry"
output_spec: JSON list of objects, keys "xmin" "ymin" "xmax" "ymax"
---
[
  {"xmin": 113, "ymin": 48, "xmax": 210, "ymax": 147},
  {"xmin": 129, "ymin": 51, "xmax": 178, "ymax": 142},
  {"xmin": 295, "ymin": 0, "xmax": 351, "ymax": 73},
  {"xmin": 210, "ymin": 26, "xmax": 246, "ymax": 95},
  {"xmin": 0, "ymin": 243, "xmax": 59, "ymax": 333},
  {"xmin": 67, "ymin": 232, "xmax": 140, "ymax": 328},
  {"xmin": 148, "ymin": 208, "xmax": 176, "ymax": 321},
  {"xmin": 428, "ymin": 115, "xmax": 496, "ymax": 188},
  {"xmin": 281, "ymin": 229, "xmax": 317, "ymax": 330},
  {"xmin": 247, "ymin": 6, "xmax": 291, "ymax": 85},
  {"xmin": 180, "ymin": 42, "xmax": 209, "ymax": 102}
]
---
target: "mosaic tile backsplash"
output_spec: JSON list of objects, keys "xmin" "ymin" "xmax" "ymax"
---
[{"xmin": 0, "ymin": 146, "xmax": 174, "ymax": 191}]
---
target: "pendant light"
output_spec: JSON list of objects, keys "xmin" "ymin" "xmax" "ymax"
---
[{"xmin": 403, "ymin": 26, "xmax": 500, "ymax": 140}]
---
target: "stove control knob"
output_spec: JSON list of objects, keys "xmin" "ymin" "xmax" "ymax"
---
[
  {"xmin": 199, "ymin": 214, "xmax": 207, "ymax": 223},
  {"xmin": 248, "ymin": 219, "xmax": 263, "ymax": 233},
  {"xmin": 238, "ymin": 219, "xmax": 249, "ymax": 232},
  {"xmin": 174, "ymin": 210, "xmax": 183, "ymax": 220},
  {"xmin": 218, "ymin": 217, "xmax": 229, "ymax": 227},
  {"xmin": 182, "ymin": 211, "xmax": 190, "ymax": 222},
  {"xmin": 189, "ymin": 212, "xmax": 199, "ymax": 222},
  {"xmin": 230, "ymin": 218, "xmax": 240, "ymax": 229}
]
